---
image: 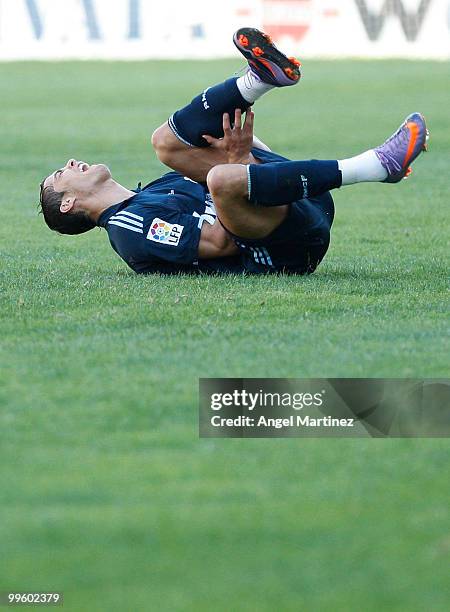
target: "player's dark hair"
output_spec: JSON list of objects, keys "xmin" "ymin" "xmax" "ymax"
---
[{"xmin": 39, "ymin": 182, "xmax": 96, "ymax": 235}]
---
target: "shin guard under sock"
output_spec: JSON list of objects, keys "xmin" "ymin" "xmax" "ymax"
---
[
  {"xmin": 247, "ymin": 160, "xmax": 342, "ymax": 205},
  {"xmin": 169, "ymin": 78, "xmax": 252, "ymax": 148}
]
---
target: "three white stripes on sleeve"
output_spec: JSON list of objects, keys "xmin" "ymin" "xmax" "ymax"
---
[{"xmin": 108, "ymin": 210, "xmax": 144, "ymax": 234}]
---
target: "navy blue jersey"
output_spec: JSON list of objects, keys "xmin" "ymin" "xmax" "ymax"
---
[
  {"xmin": 97, "ymin": 171, "xmax": 244, "ymax": 274},
  {"xmin": 97, "ymin": 148, "xmax": 334, "ymax": 275}
]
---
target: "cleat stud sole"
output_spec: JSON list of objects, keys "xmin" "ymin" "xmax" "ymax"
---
[
  {"xmin": 404, "ymin": 167, "xmax": 413, "ymax": 179},
  {"xmin": 284, "ymin": 67, "xmax": 300, "ymax": 80},
  {"xmin": 238, "ymin": 34, "xmax": 249, "ymax": 47}
]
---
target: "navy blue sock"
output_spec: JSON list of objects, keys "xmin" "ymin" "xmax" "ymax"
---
[
  {"xmin": 248, "ymin": 160, "xmax": 342, "ymax": 205},
  {"xmin": 169, "ymin": 78, "xmax": 251, "ymax": 148}
]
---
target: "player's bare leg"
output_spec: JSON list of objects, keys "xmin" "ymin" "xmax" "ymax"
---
[
  {"xmin": 206, "ymin": 163, "xmax": 288, "ymax": 238},
  {"xmin": 151, "ymin": 123, "xmax": 265, "ymax": 183},
  {"xmin": 203, "ymin": 110, "xmax": 288, "ymax": 238}
]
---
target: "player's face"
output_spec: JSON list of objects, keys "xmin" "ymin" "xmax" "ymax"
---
[{"xmin": 43, "ymin": 159, "xmax": 111, "ymax": 195}]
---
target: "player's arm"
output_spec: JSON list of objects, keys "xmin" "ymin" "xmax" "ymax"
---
[{"xmin": 198, "ymin": 220, "xmax": 239, "ymax": 259}]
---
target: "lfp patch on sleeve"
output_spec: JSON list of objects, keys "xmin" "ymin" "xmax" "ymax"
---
[{"xmin": 147, "ymin": 218, "xmax": 184, "ymax": 246}]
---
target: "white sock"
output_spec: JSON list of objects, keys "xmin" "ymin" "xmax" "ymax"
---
[
  {"xmin": 338, "ymin": 150, "xmax": 387, "ymax": 185},
  {"xmin": 236, "ymin": 70, "xmax": 274, "ymax": 103}
]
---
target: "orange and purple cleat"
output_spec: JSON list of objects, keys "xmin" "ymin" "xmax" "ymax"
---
[
  {"xmin": 375, "ymin": 113, "xmax": 429, "ymax": 183},
  {"xmin": 233, "ymin": 27, "xmax": 301, "ymax": 87}
]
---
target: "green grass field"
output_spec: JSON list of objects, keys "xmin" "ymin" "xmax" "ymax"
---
[{"xmin": 1, "ymin": 59, "xmax": 449, "ymax": 611}]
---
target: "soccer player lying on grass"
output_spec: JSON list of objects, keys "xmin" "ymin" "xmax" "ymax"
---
[{"xmin": 39, "ymin": 27, "xmax": 428, "ymax": 275}]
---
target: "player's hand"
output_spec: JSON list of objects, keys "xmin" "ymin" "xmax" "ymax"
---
[{"xmin": 203, "ymin": 109, "xmax": 255, "ymax": 164}]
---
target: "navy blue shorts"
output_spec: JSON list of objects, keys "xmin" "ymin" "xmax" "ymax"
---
[{"xmin": 226, "ymin": 147, "xmax": 335, "ymax": 274}]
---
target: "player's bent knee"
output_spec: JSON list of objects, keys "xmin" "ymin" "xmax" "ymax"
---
[
  {"xmin": 206, "ymin": 165, "xmax": 226, "ymax": 196},
  {"xmin": 151, "ymin": 123, "xmax": 176, "ymax": 163},
  {"xmin": 207, "ymin": 164, "xmax": 247, "ymax": 200},
  {"xmin": 150, "ymin": 125, "xmax": 165, "ymax": 151}
]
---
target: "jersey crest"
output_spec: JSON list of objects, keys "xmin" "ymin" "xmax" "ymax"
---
[{"xmin": 147, "ymin": 218, "xmax": 184, "ymax": 246}]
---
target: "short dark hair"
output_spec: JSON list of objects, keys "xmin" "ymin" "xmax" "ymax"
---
[{"xmin": 39, "ymin": 182, "xmax": 96, "ymax": 235}]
